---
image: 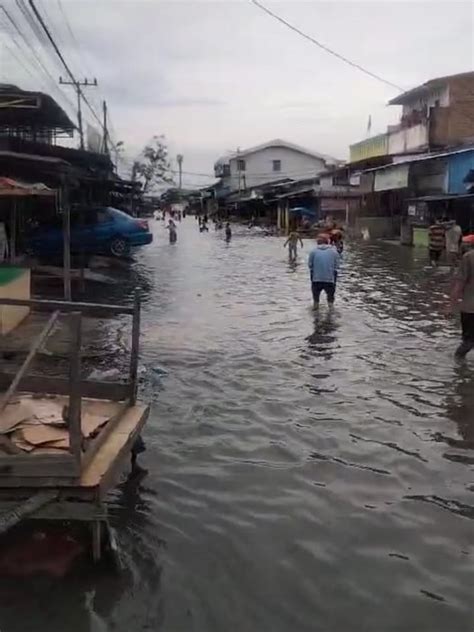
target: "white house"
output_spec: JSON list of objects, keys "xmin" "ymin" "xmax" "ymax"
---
[{"xmin": 214, "ymin": 139, "xmax": 339, "ymax": 193}]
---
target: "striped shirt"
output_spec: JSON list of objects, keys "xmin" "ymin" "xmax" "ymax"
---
[{"xmin": 428, "ymin": 224, "xmax": 445, "ymax": 251}]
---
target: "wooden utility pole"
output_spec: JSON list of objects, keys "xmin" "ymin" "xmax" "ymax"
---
[
  {"xmin": 176, "ymin": 154, "xmax": 183, "ymax": 190},
  {"xmin": 236, "ymin": 147, "xmax": 241, "ymax": 195},
  {"xmin": 59, "ymin": 77, "xmax": 98, "ymax": 150},
  {"xmin": 102, "ymin": 100, "xmax": 109, "ymax": 155}
]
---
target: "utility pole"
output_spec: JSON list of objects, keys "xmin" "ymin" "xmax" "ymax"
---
[
  {"xmin": 102, "ymin": 100, "xmax": 109, "ymax": 155},
  {"xmin": 236, "ymin": 147, "xmax": 241, "ymax": 195},
  {"xmin": 176, "ymin": 154, "xmax": 183, "ymax": 190},
  {"xmin": 59, "ymin": 76, "xmax": 97, "ymax": 150}
]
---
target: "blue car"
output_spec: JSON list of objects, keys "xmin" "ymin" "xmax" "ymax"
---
[{"xmin": 27, "ymin": 207, "xmax": 153, "ymax": 258}]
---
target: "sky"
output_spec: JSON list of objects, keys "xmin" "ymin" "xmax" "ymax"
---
[{"xmin": 1, "ymin": 0, "xmax": 473, "ymax": 187}]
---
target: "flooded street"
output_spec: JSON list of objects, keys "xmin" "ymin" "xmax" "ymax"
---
[{"xmin": 1, "ymin": 217, "xmax": 473, "ymax": 632}]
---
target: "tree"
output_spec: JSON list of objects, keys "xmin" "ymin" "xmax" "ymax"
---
[{"xmin": 132, "ymin": 135, "xmax": 174, "ymax": 193}]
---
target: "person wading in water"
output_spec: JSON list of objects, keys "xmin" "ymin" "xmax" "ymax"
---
[
  {"xmin": 284, "ymin": 231, "xmax": 304, "ymax": 262},
  {"xmin": 308, "ymin": 234, "xmax": 340, "ymax": 309},
  {"xmin": 451, "ymin": 245, "xmax": 474, "ymax": 358},
  {"xmin": 167, "ymin": 219, "xmax": 177, "ymax": 243},
  {"xmin": 428, "ymin": 218, "xmax": 446, "ymax": 266}
]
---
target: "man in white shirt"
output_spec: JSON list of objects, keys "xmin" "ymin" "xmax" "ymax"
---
[{"xmin": 445, "ymin": 220, "xmax": 463, "ymax": 266}]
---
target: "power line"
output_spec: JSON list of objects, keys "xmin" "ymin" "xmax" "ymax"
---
[
  {"xmin": 27, "ymin": 0, "xmax": 76, "ymax": 86},
  {"xmin": 27, "ymin": 0, "xmax": 106, "ymax": 138},
  {"xmin": 1, "ymin": 5, "xmax": 76, "ymax": 111},
  {"xmin": 10, "ymin": 0, "xmax": 78, "ymax": 116},
  {"xmin": 56, "ymin": 0, "xmax": 94, "ymax": 78},
  {"xmin": 250, "ymin": 0, "xmax": 403, "ymax": 92}
]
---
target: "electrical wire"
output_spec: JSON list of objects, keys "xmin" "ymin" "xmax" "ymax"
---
[
  {"xmin": 26, "ymin": 0, "xmax": 108, "ymax": 140},
  {"xmin": 10, "ymin": 0, "xmax": 79, "ymax": 118},
  {"xmin": 56, "ymin": 0, "xmax": 95, "ymax": 78},
  {"xmin": 250, "ymin": 0, "xmax": 403, "ymax": 92},
  {"xmin": 1, "ymin": 5, "xmax": 77, "ymax": 114}
]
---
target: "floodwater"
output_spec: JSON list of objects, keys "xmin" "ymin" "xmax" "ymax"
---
[{"xmin": 1, "ymin": 218, "xmax": 473, "ymax": 632}]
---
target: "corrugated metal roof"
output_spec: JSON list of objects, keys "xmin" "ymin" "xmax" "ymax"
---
[
  {"xmin": 408, "ymin": 193, "xmax": 474, "ymax": 201},
  {"xmin": 363, "ymin": 146, "xmax": 474, "ymax": 173}
]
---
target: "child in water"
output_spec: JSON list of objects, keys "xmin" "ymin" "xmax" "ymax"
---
[
  {"xmin": 284, "ymin": 231, "xmax": 304, "ymax": 261},
  {"xmin": 225, "ymin": 223, "xmax": 232, "ymax": 242},
  {"xmin": 167, "ymin": 219, "xmax": 177, "ymax": 243}
]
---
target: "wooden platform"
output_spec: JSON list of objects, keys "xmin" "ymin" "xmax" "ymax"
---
[{"xmin": 81, "ymin": 403, "xmax": 149, "ymax": 494}]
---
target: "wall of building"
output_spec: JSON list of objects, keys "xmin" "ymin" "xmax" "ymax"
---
[
  {"xmin": 401, "ymin": 85, "xmax": 450, "ymax": 115},
  {"xmin": 447, "ymin": 150, "xmax": 474, "ymax": 194},
  {"xmin": 349, "ymin": 133, "xmax": 388, "ymax": 162},
  {"xmin": 220, "ymin": 147, "xmax": 326, "ymax": 192},
  {"xmin": 354, "ymin": 216, "xmax": 401, "ymax": 239},
  {"xmin": 411, "ymin": 158, "xmax": 448, "ymax": 195},
  {"xmin": 388, "ymin": 123, "xmax": 429, "ymax": 154},
  {"xmin": 430, "ymin": 76, "xmax": 474, "ymax": 147},
  {"xmin": 374, "ymin": 164, "xmax": 409, "ymax": 192}
]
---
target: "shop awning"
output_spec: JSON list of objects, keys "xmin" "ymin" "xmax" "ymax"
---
[
  {"xmin": 0, "ymin": 177, "xmax": 56, "ymax": 197},
  {"xmin": 289, "ymin": 206, "xmax": 316, "ymax": 217},
  {"xmin": 408, "ymin": 193, "xmax": 474, "ymax": 202}
]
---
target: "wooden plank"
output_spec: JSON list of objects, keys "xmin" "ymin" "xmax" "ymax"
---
[
  {"xmin": 0, "ymin": 297, "xmax": 133, "ymax": 316},
  {"xmin": 129, "ymin": 291, "xmax": 141, "ymax": 405},
  {"xmin": 0, "ymin": 311, "xmax": 59, "ymax": 455},
  {"xmin": 0, "ymin": 455, "xmax": 76, "ymax": 478},
  {"xmin": 0, "ymin": 455, "xmax": 74, "ymax": 467},
  {"xmin": 81, "ymin": 404, "xmax": 149, "ymax": 493},
  {"xmin": 0, "ymin": 490, "xmax": 57, "ymax": 534},
  {"xmin": 0, "ymin": 500, "xmax": 106, "ymax": 521},
  {"xmin": 68, "ymin": 312, "xmax": 82, "ymax": 465},
  {"xmin": 0, "ymin": 311, "xmax": 59, "ymax": 415},
  {"xmin": 0, "ymin": 373, "xmax": 131, "ymax": 401},
  {"xmin": 81, "ymin": 402, "xmax": 128, "ymax": 472},
  {"xmin": 0, "ymin": 476, "xmax": 78, "ymax": 487}
]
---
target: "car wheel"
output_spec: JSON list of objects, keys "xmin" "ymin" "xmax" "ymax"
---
[{"xmin": 109, "ymin": 237, "xmax": 129, "ymax": 257}]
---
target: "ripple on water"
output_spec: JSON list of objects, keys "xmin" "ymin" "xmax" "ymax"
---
[{"xmin": 1, "ymin": 224, "xmax": 473, "ymax": 632}]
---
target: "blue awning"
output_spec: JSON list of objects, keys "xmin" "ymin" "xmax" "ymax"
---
[{"xmin": 289, "ymin": 206, "xmax": 316, "ymax": 217}]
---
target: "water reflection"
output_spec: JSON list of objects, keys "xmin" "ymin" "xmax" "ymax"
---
[
  {"xmin": 1, "ymin": 224, "xmax": 473, "ymax": 632},
  {"xmin": 440, "ymin": 364, "xmax": 474, "ymax": 446},
  {"xmin": 305, "ymin": 310, "xmax": 339, "ymax": 360}
]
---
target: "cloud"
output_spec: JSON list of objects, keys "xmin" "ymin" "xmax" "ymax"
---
[{"xmin": 2, "ymin": 0, "xmax": 473, "ymax": 186}]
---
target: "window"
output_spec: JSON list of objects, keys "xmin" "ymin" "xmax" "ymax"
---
[
  {"xmin": 223, "ymin": 164, "xmax": 230, "ymax": 177},
  {"xmin": 237, "ymin": 159, "xmax": 246, "ymax": 171},
  {"xmin": 272, "ymin": 159, "xmax": 281, "ymax": 172}
]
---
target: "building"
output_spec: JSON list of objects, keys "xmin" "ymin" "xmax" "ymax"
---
[
  {"xmin": 214, "ymin": 139, "xmax": 339, "ymax": 195},
  {"xmin": 275, "ymin": 167, "xmax": 360, "ymax": 233},
  {"xmin": 357, "ymin": 146, "xmax": 474, "ymax": 242},
  {"xmin": 350, "ymin": 71, "xmax": 474, "ymax": 162}
]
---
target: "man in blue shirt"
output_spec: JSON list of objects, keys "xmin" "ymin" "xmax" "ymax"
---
[{"xmin": 308, "ymin": 234, "xmax": 341, "ymax": 308}]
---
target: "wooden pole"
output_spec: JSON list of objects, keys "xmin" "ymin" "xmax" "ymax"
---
[
  {"xmin": 91, "ymin": 519, "xmax": 102, "ymax": 562},
  {"xmin": 79, "ymin": 207, "xmax": 85, "ymax": 294},
  {"xmin": 68, "ymin": 312, "xmax": 82, "ymax": 468},
  {"xmin": 0, "ymin": 310, "xmax": 59, "ymax": 414},
  {"xmin": 62, "ymin": 183, "xmax": 72, "ymax": 301},
  {"xmin": 129, "ymin": 290, "xmax": 141, "ymax": 405},
  {"xmin": 0, "ymin": 491, "xmax": 58, "ymax": 536}
]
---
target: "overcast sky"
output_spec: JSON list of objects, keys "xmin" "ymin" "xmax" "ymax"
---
[{"xmin": 1, "ymin": 0, "xmax": 473, "ymax": 186}]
